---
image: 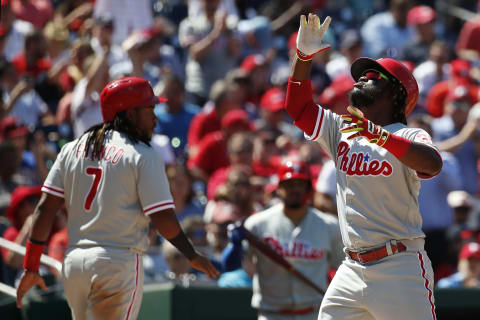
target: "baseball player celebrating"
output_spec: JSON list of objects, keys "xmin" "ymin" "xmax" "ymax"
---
[
  {"xmin": 223, "ymin": 159, "xmax": 344, "ymax": 319},
  {"xmin": 15, "ymin": 77, "xmax": 219, "ymax": 320},
  {"xmin": 285, "ymin": 15, "xmax": 443, "ymax": 320}
]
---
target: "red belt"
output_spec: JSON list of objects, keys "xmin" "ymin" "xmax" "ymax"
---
[
  {"xmin": 347, "ymin": 241, "xmax": 407, "ymax": 264},
  {"xmin": 260, "ymin": 306, "xmax": 317, "ymax": 315}
]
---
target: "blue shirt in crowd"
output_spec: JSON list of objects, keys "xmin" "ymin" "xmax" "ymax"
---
[
  {"xmin": 154, "ymin": 102, "xmax": 201, "ymax": 156},
  {"xmin": 432, "ymin": 116, "xmax": 479, "ymax": 195}
]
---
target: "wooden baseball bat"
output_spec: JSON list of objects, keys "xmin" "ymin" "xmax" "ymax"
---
[{"xmin": 240, "ymin": 225, "xmax": 326, "ymax": 295}]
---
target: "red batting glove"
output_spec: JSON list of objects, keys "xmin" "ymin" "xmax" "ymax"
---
[{"xmin": 340, "ymin": 106, "xmax": 390, "ymax": 146}]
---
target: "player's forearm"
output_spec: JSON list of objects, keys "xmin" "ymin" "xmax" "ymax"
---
[
  {"xmin": 389, "ymin": 139, "xmax": 443, "ymax": 176},
  {"xmin": 150, "ymin": 209, "xmax": 197, "ymax": 259}
]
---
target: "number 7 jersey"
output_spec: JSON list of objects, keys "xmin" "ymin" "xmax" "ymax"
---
[{"xmin": 41, "ymin": 131, "xmax": 175, "ymax": 253}]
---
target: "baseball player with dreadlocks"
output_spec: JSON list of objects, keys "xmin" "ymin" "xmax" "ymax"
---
[
  {"xmin": 15, "ymin": 77, "xmax": 219, "ymax": 320},
  {"xmin": 285, "ymin": 15, "xmax": 443, "ymax": 320}
]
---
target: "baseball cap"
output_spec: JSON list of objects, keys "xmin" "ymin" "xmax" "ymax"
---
[
  {"xmin": 450, "ymin": 59, "xmax": 471, "ymax": 80},
  {"xmin": 407, "ymin": 5, "xmax": 436, "ymax": 25},
  {"xmin": 0, "ymin": 116, "xmax": 29, "ymax": 142},
  {"xmin": 221, "ymin": 109, "xmax": 252, "ymax": 131},
  {"xmin": 446, "ymin": 85, "xmax": 475, "ymax": 104},
  {"xmin": 6, "ymin": 185, "xmax": 42, "ymax": 225},
  {"xmin": 447, "ymin": 190, "xmax": 473, "ymax": 208},
  {"xmin": 459, "ymin": 242, "xmax": 480, "ymax": 260},
  {"xmin": 240, "ymin": 54, "xmax": 266, "ymax": 73},
  {"xmin": 260, "ymin": 88, "xmax": 285, "ymax": 112}
]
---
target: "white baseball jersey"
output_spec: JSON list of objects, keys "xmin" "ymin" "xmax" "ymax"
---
[
  {"xmin": 307, "ymin": 106, "xmax": 439, "ymax": 250},
  {"xmin": 42, "ymin": 130, "xmax": 175, "ymax": 253},
  {"xmin": 244, "ymin": 204, "xmax": 343, "ymax": 311}
]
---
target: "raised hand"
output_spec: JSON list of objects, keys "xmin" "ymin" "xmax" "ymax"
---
[
  {"xmin": 340, "ymin": 106, "xmax": 390, "ymax": 146},
  {"xmin": 296, "ymin": 14, "xmax": 331, "ymax": 59}
]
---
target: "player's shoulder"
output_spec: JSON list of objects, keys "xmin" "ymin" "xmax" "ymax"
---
[
  {"xmin": 388, "ymin": 123, "xmax": 430, "ymax": 141},
  {"xmin": 245, "ymin": 203, "xmax": 283, "ymax": 228},
  {"xmin": 308, "ymin": 207, "xmax": 339, "ymax": 226}
]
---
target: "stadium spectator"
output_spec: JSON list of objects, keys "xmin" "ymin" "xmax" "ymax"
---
[
  {"xmin": 361, "ymin": 0, "xmax": 414, "ymax": 59},
  {"xmin": 187, "ymin": 79, "xmax": 242, "ymax": 157},
  {"xmin": 188, "ymin": 109, "xmax": 252, "ymax": 181},
  {"xmin": 401, "ymin": 5, "xmax": 437, "ymax": 64},
  {"xmin": 207, "ymin": 131, "xmax": 253, "ymax": 200},
  {"xmin": 325, "ymin": 29, "xmax": 363, "ymax": 79},
  {"xmin": 433, "ymin": 87, "xmax": 480, "ymax": 195},
  {"xmin": 166, "ymin": 163, "xmax": 205, "ymax": 222},
  {"xmin": 437, "ymin": 242, "xmax": 480, "ymax": 288},
  {"xmin": 93, "ymin": 0, "xmax": 154, "ymax": 45},
  {"xmin": 412, "ymin": 40, "xmax": 450, "ymax": 112},
  {"xmin": 154, "ymin": 75, "xmax": 201, "ymax": 158},
  {"xmin": 0, "ymin": 0, "xmax": 35, "ymax": 61},
  {"xmin": 0, "ymin": 59, "xmax": 52, "ymax": 128},
  {"xmin": 179, "ymin": 0, "xmax": 241, "ymax": 105}
]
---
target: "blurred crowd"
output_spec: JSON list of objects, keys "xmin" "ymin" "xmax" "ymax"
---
[{"xmin": 1, "ymin": 0, "xmax": 480, "ymax": 296}]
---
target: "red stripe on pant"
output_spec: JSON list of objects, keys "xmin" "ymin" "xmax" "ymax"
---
[
  {"xmin": 125, "ymin": 253, "xmax": 140, "ymax": 320},
  {"xmin": 417, "ymin": 252, "xmax": 436, "ymax": 320}
]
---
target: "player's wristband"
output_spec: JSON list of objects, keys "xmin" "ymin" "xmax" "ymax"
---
[
  {"xmin": 296, "ymin": 48, "xmax": 314, "ymax": 61},
  {"xmin": 168, "ymin": 231, "xmax": 197, "ymax": 260},
  {"xmin": 24, "ymin": 239, "xmax": 46, "ymax": 272},
  {"xmin": 381, "ymin": 133, "xmax": 412, "ymax": 159}
]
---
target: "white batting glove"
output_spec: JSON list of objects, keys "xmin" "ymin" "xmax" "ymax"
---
[{"xmin": 296, "ymin": 14, "xmax": 331, "ymax": 60}]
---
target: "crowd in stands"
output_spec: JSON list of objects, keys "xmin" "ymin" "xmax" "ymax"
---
[{"xmin": 1, "ymin": 0, "xmax": 480, "ymax": 295}]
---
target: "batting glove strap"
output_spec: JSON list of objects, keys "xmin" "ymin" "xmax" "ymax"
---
[
  {"xmin": 24, "ymin": 240, "xmax": 46, "ymax": 272},
  {"xmin": 340, "ymin": 106, "xmax": 411, "ymax": 159}
]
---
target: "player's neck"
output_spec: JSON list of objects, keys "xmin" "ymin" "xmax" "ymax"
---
[{"xmin": 283, "ymin": 205, "xmax": 308, "ymax": 226}]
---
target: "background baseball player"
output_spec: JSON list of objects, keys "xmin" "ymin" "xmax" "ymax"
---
[
  {"xmin": 284, "ymin": 14, "xmax": 443, "ymax": 319},
  {"xmin": 15, "ymin": 76, "xmax": 219, "ymax": 320},
  {"xmin": 223, "ymin": 159, "xmax": 343, "ymax": 320}
]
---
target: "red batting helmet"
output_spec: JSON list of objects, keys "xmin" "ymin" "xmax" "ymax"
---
[
  {"xmin": 100, "ymin": 77, "xmax": 167, "ymax": 122},
  {"xmin": 351, "ymin": 57, "xmax": 419, "ymax": 116},
  {"xmin": 277, "ymin": 159, "xmax": 310, "ymax": 183}
]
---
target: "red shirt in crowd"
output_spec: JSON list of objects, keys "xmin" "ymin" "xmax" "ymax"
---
[
  {"xmin": 187, "ymin": 131, "xmax": 229, "ymax": 177},
  {"xmin": 187, "ymin": 108, "xmax": 221, "ymax": 151}
]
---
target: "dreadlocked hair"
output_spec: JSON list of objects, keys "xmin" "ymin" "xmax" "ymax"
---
[
  {"xmin": 388, "ymin": 77, "xmax": 408, "ymax": 125},
  {"xmin": 81, "ymin": 111, "xmax": 151, "ymax": 160}
]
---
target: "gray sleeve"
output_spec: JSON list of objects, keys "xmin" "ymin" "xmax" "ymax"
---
[
  {"xmin": 41, "ymin": 144, "xmax": 68, "ymax": 198},
  {"xmin": 137, "ymin": 151, "xmax": 175, "ymax": 216},
  {"xmin": 305, "ymin": 107, "xmax": 343, "ymax": 161}
]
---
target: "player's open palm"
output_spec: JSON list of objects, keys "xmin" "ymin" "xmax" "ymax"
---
[
  {"xmin": 16, "ymin": 270, "xmax": 48, "ymax": 308},
  {"xmin": 188, "ymin": 253, "xmax": 220, "ymax": 279},
  {"xmin": 297, "ymin": 14, "xmax": 331, "ymax": 56}
]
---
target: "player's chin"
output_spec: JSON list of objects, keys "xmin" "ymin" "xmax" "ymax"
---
[
  {"xmin": 284, "ymin": 199, "xmax": 303, "ymax": 209},
  {"xmin": 349, "ymin": 88, "xmax": 374, "ymax": 108}
]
